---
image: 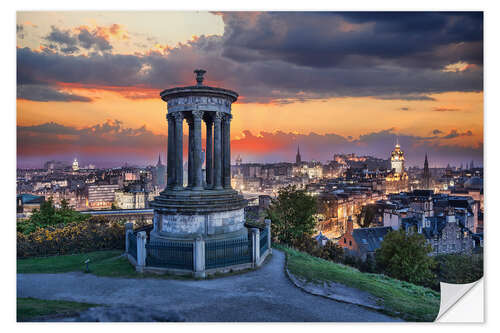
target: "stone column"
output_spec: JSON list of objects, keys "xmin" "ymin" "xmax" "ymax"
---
[
  {"xmin": 125, "ymin": 222, "xmax": 133, "ymax": 254},
  {"xmin": 251, "ymin": 228, "xmax": 260, "ymax": 267},
  {"xmin": 136, "ymin": 231, "xmax": 147, "ymax": 272},
  {"xmin": 205, "ymin": 118, "xmax": 213, "ymax": 188},
  {"xmin": 187, "ymin": 117, "xmax": 194, "ymax": 188},
  {"xmin": 213, "ymin": 112, "xmax": 223, "ymax": 190},
  {"xmin": 166, "ymin": 114, "xmax": 175, "ymax": 189},
  {"xmin": 223, "ymin": 114, "xmax": 232, "ymax": 189},
  {"xmin": 193, "ymin": 236, "xmax": 206, "ymax": 278},
  {"xmin": 173, "ymin": 112, "xmax": 184, "ymax": 190},
  {"xmin": 192, "ymin": 110, "xmax": 204, "ymax": 190},
  {"xmin": 265, "ymin": 219, "xmax": 272, "ymax": 254}
]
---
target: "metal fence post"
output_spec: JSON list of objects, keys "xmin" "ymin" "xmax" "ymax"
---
[
  {"xmin": 136, "ymin": 231, "xmax": 147, "ymax": 272},
  {"xmin": 125, "ymin": 222, "xmax": 133, "ymax": 254},
  {"xmin": 252, "ymin": 228, "xmax": 260, "ymax": 267},
  {"xmin": 193, "ymin": 236, "xmax": 206, "ymax": 278},
  {"xmin": 265, "ymin": 219, "xmax": 272, "ymax": 254}
]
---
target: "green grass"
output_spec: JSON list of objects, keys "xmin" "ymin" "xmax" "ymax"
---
[
  {"xmin": 17, "ymin": 250, "xmax": 263, "ymax": 280},
  {"xmin": 17, "ymin": 297, "xmax": 98, "ymax": 321},
  {"xmin": 17, "ymin": 250, "xmax": 125, "ymax": 275},
  {"xmin": 276, "ymin": 244, "xmax": 440, "ymax": 322}
]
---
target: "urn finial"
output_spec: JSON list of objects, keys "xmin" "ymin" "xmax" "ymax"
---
[{"xmin": 194, "ymin": 69, "xmax": 206, "ymax": 86}]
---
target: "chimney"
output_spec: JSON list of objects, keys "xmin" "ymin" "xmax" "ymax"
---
[{"xmin": 347, "ymin": 216, "xmax": 354, "ymax": 235}]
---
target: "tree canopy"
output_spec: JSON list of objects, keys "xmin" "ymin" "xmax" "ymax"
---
[
  {"xmin": 376, "ymin": 228, "xmax": 436, "ymax": 286},
  {"xmin": 17, "ymin": 198, "xmax": 88, "ymax": 234},
  {"xmin": 266, "ymin": 185, "xmax": 317, "ymax": 246}
]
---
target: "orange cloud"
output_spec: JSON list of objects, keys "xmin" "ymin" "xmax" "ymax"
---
[
  {"xmin": 442, "ymin": 61, "xmax": 479, "ymax": 73},
  {"xmin": 74, "ymin": 24, "xmax": 130, "ymax": 42}
]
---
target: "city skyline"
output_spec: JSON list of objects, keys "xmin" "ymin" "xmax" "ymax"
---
[{"xmin": 17, "ymin": 12, "xmax": 483, "ymax": 168}]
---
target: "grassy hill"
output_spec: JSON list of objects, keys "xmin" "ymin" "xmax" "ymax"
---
[{"xmin": 278, "ymin": 244, "xmax": 440, "ymax": 322}]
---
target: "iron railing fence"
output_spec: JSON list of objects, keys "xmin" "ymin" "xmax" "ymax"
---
[
  {"xmin": 205, "ymin": 237, "xmax": 253, "ymax": 269},
  {"xmin": 146, "ymin": 240, "xmax": 194, "ymax": 270},
  {"xmin": 128, "ymin": 232, "xmax": 137, "ymax": 261},
  {"xmin": 260, "ymin": 228, "xmax": 268, "ymax": 253}
]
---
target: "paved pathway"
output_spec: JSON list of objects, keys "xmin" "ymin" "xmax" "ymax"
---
[{"xmin": 17, "ymin": 250, "xmax": 401, "ymax": 322}]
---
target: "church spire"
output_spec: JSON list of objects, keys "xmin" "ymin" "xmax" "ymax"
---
[
  {"xmin": 423, "ymin": 153, "xmax": 431, "ymax": 189},
  {"xmin": 296, "ymin": 145, "xmax": 302, "ymax": 164}
]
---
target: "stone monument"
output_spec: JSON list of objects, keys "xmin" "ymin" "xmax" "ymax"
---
[{"xmin": 150, "ymin": 69, "xmax": 247, "ymax": 243}]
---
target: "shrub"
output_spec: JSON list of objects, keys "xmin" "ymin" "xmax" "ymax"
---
[
  {"xmin": 375, "ymin": 228, "xmax": 436, "ymax": 287},
  {"xmin": 16, "ymin": 217, "xmax": 149, "ymax": 258},
  {"xmin": 17, "ymin": 198, "xmax": 88, "ymax": 235},
  {"xmin": 435, "ymin": 252, "xmax": 483, "ymax": 284}
]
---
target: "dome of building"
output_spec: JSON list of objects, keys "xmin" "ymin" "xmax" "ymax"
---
[{"xmin": 464, "ymin": 176, "xmax": 483, "ymax": 190}]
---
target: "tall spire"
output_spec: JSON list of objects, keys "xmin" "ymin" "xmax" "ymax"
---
[
  {"xmin": 157, "ymin": 153, "xmax": 162, "ymax": 166},
  {"xmin": 295, "ymin": 144, "xmax": 302, "ymax": 164},
  {"xmin": 423, "ymin": 153, "xmax": 431, "ymax": 189}
]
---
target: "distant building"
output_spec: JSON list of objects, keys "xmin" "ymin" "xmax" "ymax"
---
[
  {"xmin": 390, "ymin": 142, "xmax": 405, "ymax": 175},
  {"xmin": 44, "ymin": 160, "xmax": 69, "ymax": 171},
  {"xmin": 296, "ymin": 145, "xmax": 302, "ymax": 164},
  {"xmin": 402, "ymin": 210, "xmax": 474, "ymax": 256},
  {"xmin": 87, "ymin": 184, "xmax": 120, "ymax": 210},
  {"xmin": 114, "ymin": 189, "xmax": 158, "ymax": 209},
  {"xmin": 423, "ymin": 154, "xmax": 431, "ymax": 189},
  {"xmin": 338, "ymin": 216, "xmax": 393, "ymax": 260},
  {"xmin": 72, "ymin": 158, "xmax": 79, "ymax": 171},
  {"xmin": 153, "ymin": 154, "xmax": 167, "ymax": 189}
]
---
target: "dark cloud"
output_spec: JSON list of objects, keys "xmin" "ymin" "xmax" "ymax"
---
[
  {"xmin": 17, "ymin": 84, "xmax": 92, "ymax": 102},
  {"xmin": 16, "ymin": 24, "xmax": 24, "ymax": 39},
  {"xmin": 220, "ymin": 12, "xmax": 483, "ymax": 69},
  {"xmin": 43, "ymin": 25, "xmax": 112, "ymax": 54},
  {"xmin": 45, "ymin": 26, "xmax": 78, "ymax": 47},
  {"xmin": 442, "ymin": 129, "xmax": 473, "ymax": 139},
  {"xmin": 18, "ymin": 12, "xmax": 483, "ymax": 103},
  {"xmin": 377, "ymin": 95, "xmax": 437, "ymax": 101},
  {"xmin": 399, "ymin": 107, "xmax": 410, "ymax": 111},
  {"xmin": 432, "ymin": 129, "xmax": 443, "ymax": 135},
  {"xmin": 432, "ymin": 106, "xmax": 461, "ymax": 112},
  {"xmin": 77, "ymin": 27, "xmax": 112, "ymax": 52}
]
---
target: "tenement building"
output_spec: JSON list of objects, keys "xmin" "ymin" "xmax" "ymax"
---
[{"xmin": 150, "ymin": 69, "xmax": 247, "ymax": 243}]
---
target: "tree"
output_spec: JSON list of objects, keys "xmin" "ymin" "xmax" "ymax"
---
[
  {"xmin": 375, "ymin": 228, "xmax": 436, "ymax": 286},
  {"xmin": 266, "ymin": 185, "xmax": 317, "ymax": 246},
  {"xmin": 355, "ymin": 204, "xmax": 377, "ymax": 228},
  {"xmin": 18, "ymin": 197, "xmax": 88, "ymax": 234}
]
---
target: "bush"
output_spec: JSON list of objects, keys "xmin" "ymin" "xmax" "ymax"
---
[
  {"xmin": 17, "ymin": 198, "xmax": 88, "ymax": 235},
  {"xmin": 435, "ymin": 252, "xmax": 483, "ymax": 284},
  {"xmin": 292, "ymin": 236, "xmax": 344, "ymax": 264},
  {"xmin": 16, "ymin": 217, "xmax": 149, "ymax": 258},
  {"xmin": 375, "ymin": 229, "xmax": 436, "ymax": 287}
]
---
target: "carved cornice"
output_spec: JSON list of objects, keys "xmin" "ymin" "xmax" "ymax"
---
[
  {"xmin": 173, "ymin": 112, "xmax": 184, "ymax": 121},
  {"xmin": 192, "ymin": 110, "xmax": 204, "ymax": 120}
]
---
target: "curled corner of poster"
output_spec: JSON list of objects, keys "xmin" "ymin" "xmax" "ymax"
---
[{"xmin": 435, "ymin": 278, "xmax": 484, "ymax": 323}]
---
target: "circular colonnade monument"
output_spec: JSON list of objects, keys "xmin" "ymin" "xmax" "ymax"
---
[{"xmin": 150, "ymin": 69, "xmax": 248, "ymax": 243}]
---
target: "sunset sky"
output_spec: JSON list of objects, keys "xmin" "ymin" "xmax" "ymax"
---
[{"xmin": 16, "ymin": 11, "xmax": 483, "ymax": 168}]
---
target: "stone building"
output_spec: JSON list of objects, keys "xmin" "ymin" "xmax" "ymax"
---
[
  {"xmin": 87, "ymin": 184, "xmax": 120, "ymax": 210},
  {"xmin": 401, "ymin": 210, "xmax": 474, "ymax": 256},
  {"xmin": 338, "ymin": 216, "xmax": 393, "ymax": 260}
]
